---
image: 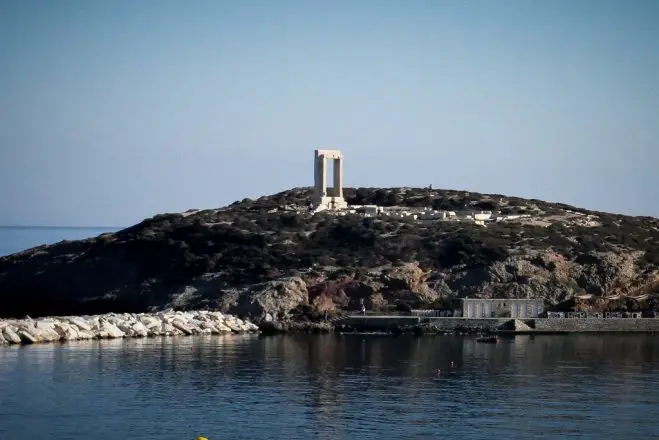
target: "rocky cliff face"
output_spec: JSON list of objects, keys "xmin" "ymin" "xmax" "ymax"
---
[{"xmin": 1, "ymin": 187, "xmax": 658, "ymax": 321}]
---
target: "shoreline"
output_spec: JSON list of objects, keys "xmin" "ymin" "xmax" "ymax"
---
[
  {"xmin": 0, "ymin": 310, "xmax": 259, "ymax": 346},
  {"xmin": 335, "ymin": 316, "xmax": 659, "ymax": 334},
  {"xmin": 4, "ymin": 313, "xmax": 659, "ymax": 346}
]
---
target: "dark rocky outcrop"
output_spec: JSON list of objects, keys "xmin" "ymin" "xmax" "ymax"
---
[{"xmin": 1, "ymin": 187, "xmax": 658, "ymax": 324}]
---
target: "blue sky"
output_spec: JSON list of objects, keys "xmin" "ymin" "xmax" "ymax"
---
[{"xmin": 1, "ymin": 0, "xmax": 657, "ymax": 226}]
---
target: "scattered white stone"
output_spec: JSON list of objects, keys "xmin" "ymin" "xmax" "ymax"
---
[
  {"xmin": 69, "ymin": 317, "xmax": 92, "ymax": 332},
  {"xmin": 171, "ymin": 319, "xmax": 194, "ymax": 336},
  {"xmin": 33, "ymin": 322, "xmax": 61, "ymax": 342},
  {"xmin": 160, "ymin": 321, "xmax": 177, "ymax": 335},
  {"xmin": 98, "ymin": 320, "xmax": 125, "ymax": 339},
  {"xmin": 0, "ymin": 310, "xmax": 260, "ymax": 346},
  {"xmin": 18, "ymin": 330, "xmax": 38, "ymax": 344},
  {"xmin": 223, "ymin": 320, "xmax": 242, "ymax": 332},
  {"xmin": 3, "ymin": 327, "xmax": 22, "ymax": 344},
  {"xmin": 130, "ymin": 322, "xmax": 149, "ymax": 337},
  {"xmin": 138, "ymin": 316, "xmax": 159, "ymax": 327},
  {"xmin": 221, "ymin": 323, "xmax": 235, "ymax": 332},
  {"xmin": 54, "ymin": 322, "xmax": 79, "ymax": 340},
  {"xmin": 77, "ymin": 330, "xmax": 95, "ymax": 340},
  {"xmin": 206, "ymin": 312, "xmax": 225, "ymax": 322},
  {"xmin": 245, "ymin": 321, "xmax": 260, "ymax": 331}
]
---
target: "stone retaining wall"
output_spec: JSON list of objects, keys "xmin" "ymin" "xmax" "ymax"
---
[
  {"xmin": 337, "ymin": 316, "xmax": 508, "ymax": 333},
  {"xmin": 337, "ymin": 316, "xmax": 659, "ymax": 334}
]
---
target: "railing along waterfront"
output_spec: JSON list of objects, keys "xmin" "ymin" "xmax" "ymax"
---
[{"xmin": 350, "ymin": 310, "xmax": 659, "ymax": 319}]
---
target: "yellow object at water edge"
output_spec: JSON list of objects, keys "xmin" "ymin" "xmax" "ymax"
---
[{"xmin": 195, "ymin": 437, "xmax": 208, "ymax": 440}]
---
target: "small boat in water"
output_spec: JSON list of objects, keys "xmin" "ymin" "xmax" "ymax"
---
[{"xmin": 476, "ymin": 336, "xmax": 499, "ymax": 344}]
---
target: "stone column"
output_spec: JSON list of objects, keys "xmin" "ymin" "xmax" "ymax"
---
[
  {"xmin": 475, "ymin": 303, "xmax": 482, "ymax": 318},
  {"xmin": 333, "ymin": 157, "xmax": 343, "ymax": 198},
  {"xmin": 484, "ymin": 302, "xmax": 492, "ymax": 318},
  {"xmin": 313, "ymin": 153, "xmax": 325, "ymax": 201},
  {"xmin": 511, "ymin": 303, "xmax": 518, "ymax": 318},
  {"xmin": 319, "ymin": 156, "xmax": 327, "ymax": 197},
  {"xmin": 313, "ymin": 154, "xmax": 318, "ymax": 199},
  {"xmin": 531, "ymin": 302, "xmax": 538, "ymax": 317}
]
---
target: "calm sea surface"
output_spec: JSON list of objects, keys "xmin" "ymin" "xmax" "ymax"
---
[
  {"xmin": 0, "ymin": 226, "xmax": 122, "ymax": 257},
  {"xmin": 1, "ymin": 334, "xmax": 659, "ymax": 440}
]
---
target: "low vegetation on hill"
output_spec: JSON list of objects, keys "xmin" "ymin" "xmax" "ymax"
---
[{"xmin": 1, "ymin": 187, "xmax": 658, "ymax": 320}]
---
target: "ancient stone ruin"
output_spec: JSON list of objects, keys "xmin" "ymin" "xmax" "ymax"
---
[{"xmin": 312, "ymin": 149, "xmax": 347, "ymax": 212}]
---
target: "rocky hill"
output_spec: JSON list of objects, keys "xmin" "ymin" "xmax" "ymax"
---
[{"xmin": 1, "ymin": 187, "xmax": 659, "ymax": 322}]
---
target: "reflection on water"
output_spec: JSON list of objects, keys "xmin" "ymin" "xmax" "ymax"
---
[{"xmin": 1, "ymin": 334, "xmax": 659, "ymax": 439}]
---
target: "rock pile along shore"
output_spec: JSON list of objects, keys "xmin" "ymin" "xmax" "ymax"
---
[{"xmin": 0, "ymin": 310, "xmax": 260, "ymax": 345}]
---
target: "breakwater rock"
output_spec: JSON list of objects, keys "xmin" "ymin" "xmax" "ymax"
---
[{"xmin": 0, "ymin": 310, "xmax": 259, "ymax": 345}]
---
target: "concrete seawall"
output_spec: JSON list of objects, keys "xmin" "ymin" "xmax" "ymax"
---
[
  {"xmin": 336, "ymin": 316, "xmax": 507, "ymax": 334},
  {"xmin": 533, "ymin": 318, "xmax": 659, "ymax": 333},
  {"xmin": 336, "ymin": 316, "xmax": 659, "ymax": 334}
]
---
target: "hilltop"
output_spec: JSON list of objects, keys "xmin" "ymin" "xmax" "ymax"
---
[{"xmin": 1, "ymin": 187, "xmax": 658, "ymax": 323}]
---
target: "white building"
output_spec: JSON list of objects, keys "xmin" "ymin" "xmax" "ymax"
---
[{"xmin": 462, "ymin": 298, "xmax": 545, "ymax": 318}]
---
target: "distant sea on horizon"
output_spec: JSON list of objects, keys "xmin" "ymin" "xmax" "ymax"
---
[{"xmin": 0, "ymin": 226, "xmax": 123, "ymax": 257}]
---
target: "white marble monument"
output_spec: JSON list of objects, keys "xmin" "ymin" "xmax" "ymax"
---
[{"xmin": 312, "ymin": 149, "xmax": 347, "ymax": 211}]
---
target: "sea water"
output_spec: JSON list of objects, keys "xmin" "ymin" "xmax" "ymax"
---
[{"xmin": 1, "ymin": 334, "xmax": 659, "ymax": 440}]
